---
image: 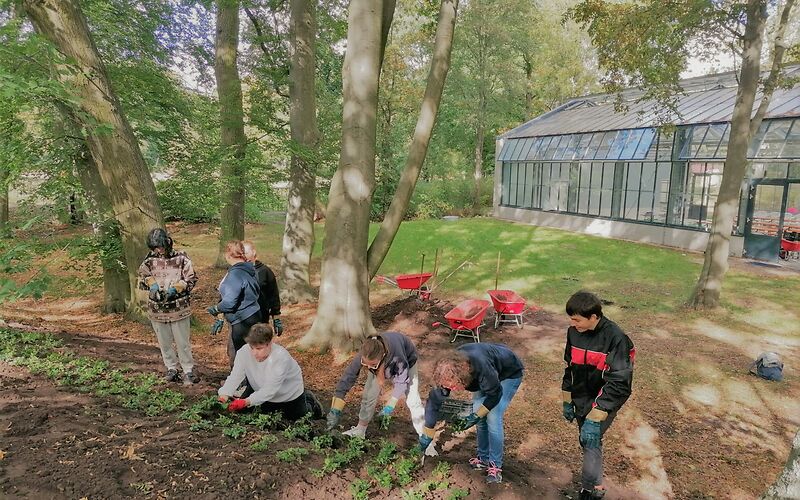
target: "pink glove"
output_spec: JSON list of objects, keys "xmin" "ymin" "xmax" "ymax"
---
[{"xmin": 227, "ymin": 398, "xmax": 248, "ymax": 412}]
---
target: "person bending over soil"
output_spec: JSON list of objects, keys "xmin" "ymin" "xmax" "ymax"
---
[
  {"xmin": 326, "ymin": 332, "xmax": 425, "ymax": 440},
  {"xmin": 217, "ymin": 323, "xmax": 322, "ymax": 420},
  {"xmin": 562, "ymin": 291, "xmax": 634, "ymax": 500},
  {"xmin": 420, "ymin": 343, "xmax": 524, "ymax": 485}
]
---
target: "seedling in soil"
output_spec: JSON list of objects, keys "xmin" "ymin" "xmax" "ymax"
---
[
  {"xmin": 189, "ymin": 420, "xmax": 214, "ymax": 432},
  {"xmin": 447, "ymin": 488, "xmax": 469, "ymax": 500},
  {"xmin": 349, "ymin": 479, "xmax": 371, "ymax": 500},
  {"xmin": 394, "ymin": 453, "xmax": 421, "ymax": 487},
  {"xmin": 379, "ymin": 414, "xmax": 392, "ymax": 430},
  {"xmin": 222, "ymin": 424, "xmax": 247, "ymax": 439},
  {"xmin": 250, "ymin": 434, "xmax": 279, "ymax": 452},
  {"xmin": 242, "ymin": 411, "xmax": 282, "ymax": 431},
  {"xmin": 282, "ymin": 413, "xmax": 313, "ymax": 441},
  {"xmin": 367, "ymin": 464, "xmax": 393, "ymax": 489},
  {"xmin": 311, "ymin": 433, "xmax": 334, "ymax": 451},
  {"xmin": 374, "ymin": 440, "xmax": 397, "ymax": 466},
  {"xmin": 275, "ymin": 447, "xmax": 309, "ymax": 464},
  {"xmin": 179, "ymin": 395, "xmax": 224, "ymax": 423},
  {"xmin": 311, "ymin": 437, "xmax": 368, "ymax": 477}
]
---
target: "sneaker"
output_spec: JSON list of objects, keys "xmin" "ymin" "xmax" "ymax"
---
[
  {"xmin": 304, "ymin": 390, "xmax": 324, "ymax": 420},
  {"xmin": 579, "ymin": 487, "xmax": 606, "ymax": 500},
  {"xmin": 469, "ymin": 457, "xmax": 488, "ymax": 470},
  {"xmin": 342, "ymin": 425, "xmax": 367, "ymax": 438},
  {"xmin": 165, "ymin": 369, "xmax": 181, "ymax": 383},
  {"xmin": 184, "ymin": 371, "xmax": 200, "ymax": 385},
  {"xmin": 486, "ymin": 463, "xmax": 502, "ymax": 484}
]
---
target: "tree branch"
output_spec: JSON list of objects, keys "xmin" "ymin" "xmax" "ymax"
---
[{"xmin": 243, "ymin": 6, "xmax": 290, "ymax": 99}]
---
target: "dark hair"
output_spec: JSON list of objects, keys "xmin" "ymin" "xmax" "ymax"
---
[
  {"xmin": 224, "ymin": 240, "xmax": 247, "ymax": 261},
  {"xmin": 147, "ymin": 228, "xmax": 173, "ymax": 254},
  {"xmin": 361, "ymin": 336, "xmax": 385, "ymax": 362},
  {"xmin": 566, "ymin": 290, "xmax": 603, "ymax": 318},
  {"xmin": 432, "ymin": 350, "xmax": 472, "ymax": 387},
  {"xmin": 245, "ymin": 323, "xmax": 274, "ymax": 345}
]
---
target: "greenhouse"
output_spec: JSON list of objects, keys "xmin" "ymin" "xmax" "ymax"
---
[{"xmin": 494, "ymin": 65, "xmax": 800, "ymax": 262}]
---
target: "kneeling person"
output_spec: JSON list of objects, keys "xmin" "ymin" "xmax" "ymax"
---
[{"xmin": 218, "ymin": 323, "xmax": 321, "ymax": 421}]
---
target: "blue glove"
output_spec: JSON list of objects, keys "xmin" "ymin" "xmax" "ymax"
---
[
  {"xmin": 148, "ymin": 283, "xmax": 163, "ymax": 302},
  {"xmin": 273, "ymin": 317, "xmax": 283, "ymax": 336},
  {"xmin": 377, "ymin": 405, "xmax": 394, "ymax": 429},
  {"xmin": 580, "ymin": 419, "xmax": 602, "ymax": 449},
  {"xmin": 165, "ymin": 286, "xmax": 178, "ymax": 301},
  {"xmin": 210, "ymin": 319, "xmax": 224, "ymax": 335},
  {"xmin": 417, "ymin": 433, "xmax": 433, "ymax": 451},
  {"xmin": 563, "ymin": 401, "xmax": 575, "ymax": 422},
  {"xmin": 452, "ymin": 412, "xmax": 482, "ymax": 432},
  {"xmin": 207, "ymin": 305, "xmax": 220, "ymax": 316},
  {"xmin": 326, "ymin": 408, "xmax": 342, "ymax": 431}
]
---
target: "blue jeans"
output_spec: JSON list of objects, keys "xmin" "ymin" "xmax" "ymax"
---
[{"xmin": 471, "ymin": 376, "xmax": 522, "ymax": 468}]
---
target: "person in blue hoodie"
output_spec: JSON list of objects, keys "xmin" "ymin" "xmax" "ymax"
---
[
  {"xmin": 207, "ymin": 240, "xmax": 262, "ymax": 366},
  {"xmin": 420, "ymin": 343, "xmax": 524, "ymax": 485}
]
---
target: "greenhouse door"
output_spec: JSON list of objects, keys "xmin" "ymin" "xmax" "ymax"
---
[{"xmin": 744, "ymin": 181, "xmax": 788, "ymax": 261}]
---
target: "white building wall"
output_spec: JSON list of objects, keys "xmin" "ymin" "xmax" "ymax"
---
[{"xmin": 494, "ymin": 205, "xmax": 745, "ymax": 257}]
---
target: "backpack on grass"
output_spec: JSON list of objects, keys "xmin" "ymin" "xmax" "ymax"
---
[{"xmin": 749, "ymin": 352, "xmax": 784, "ymax": 382}]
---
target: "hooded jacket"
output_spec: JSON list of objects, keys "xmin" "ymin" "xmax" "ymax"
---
[
  {"xmin": 562, "ymin": 316, "xmax": 634, "ymax": 416},
  {"xmin": 215, "ymin": 261, "xmax": 261, "ymax": 325},
  {"xmin": 254, "ymin": 260, "xmax": 281, "ymax": 319},
  {"xmin": 137, "ymin": 250, "xmax": 198, "ymax": 323}
]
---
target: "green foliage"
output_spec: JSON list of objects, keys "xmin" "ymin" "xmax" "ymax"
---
[
  {"xmin": 241, "ymin": 410, "xmax": 283, "ymax": 431},
  {"xmin": 350, "ymin": 479, "xmax": 371, "ymax": 500},
  {"xmin": 283, "ymin": 413, "xmax": 313, "ymax": 441},
  {"xmin": 276, "ymin": 447, "xmax": 309, "ymax": 464},
  {"xmin": 447, "ymin": 488, "xmax": 469, "ymax": 500},
  {"xmin": 367, "ymin": 464, "xmax": 393, "ymax": 489},
  {"xmin": 250, "ymin": 434, "xmax": 279, "ymax": 452},
  {"xmin": 311, "ymin": 437, "xmax": 368, "ymax": 477},
  {"xmin": 222, "ymin": 423, "xmax": 248, "ymax": 439},
  {"xmin": 311, "ymin": 433, "xmax": 334, "ymax": 451},
  {"xmin": 394, "ymin": 454, "xmax": 421, "ymax": 487}
]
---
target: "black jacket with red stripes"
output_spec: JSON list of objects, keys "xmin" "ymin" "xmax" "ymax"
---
[{"xmin": 562, "ymin": 316, "xmax": 634, "ymax": 417}]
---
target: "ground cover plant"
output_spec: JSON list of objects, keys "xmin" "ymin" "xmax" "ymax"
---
[{"xmin": 1, "ymin": 218, "xmax": 799, "ymax": 498}]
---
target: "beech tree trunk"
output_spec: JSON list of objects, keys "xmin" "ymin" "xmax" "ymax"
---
[
  {"xmin": 23, "ymin": 0, "xmax": 163, "ymax": 320},
  {"xmin": 280, "ymin": 0, "xmax": 319, "ymax": 304},
  {"xmin": 762, "ymin": 429, "xmax": 800, "ymax": 499},
  {"xmin": 689, "ymin": 0, "xmax": 794, "ymax": 307},
  {"xmin": 302, "ymin": 0, "xmax": 394, "ymax": 350},
  {"xmin": 367, "ymin": 0, "xmax": 459, "ymax": 277},
  {"xmin": 0, "ymin": 167, "xmax": 8, "ymax": 230},
  {"xmin": 214, "ymin": 0, "xmax": 247, "ymax": 268}
]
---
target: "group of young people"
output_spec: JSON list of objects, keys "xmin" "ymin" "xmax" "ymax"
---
[{"xmin": 137, "ymin": 228, "xmax": 634, "ymax": 497}]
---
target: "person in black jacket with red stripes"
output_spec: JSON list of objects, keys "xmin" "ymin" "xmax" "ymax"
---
[{"xmin": 562, "ymin": 291, "xmax": 634, "ymax": 500}]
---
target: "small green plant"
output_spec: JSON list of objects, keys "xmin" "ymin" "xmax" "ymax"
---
[
  {"xmin": 189, "ymin": 420, "xmax": 214, "ymax": 432},
  {"xmin": 374, "ymin": 440, "xmax": 397, "ymax": 466},
  {"xmin": 283, "ymin": 413, "xmax": 313, "ymax": 441},
  {"xmin": 350, "ymin": 478, "xmax": 371, "ymax": 500},
  {"xmin": 378, "ymin": 414, "xmax": 392, "ymax": 430},
  {"xmin": 250, "ymin": 434, "xmax": 279, "ymax": 452},
  {"xmin": 394, "ymin": 453, "xmax": 421, "ymax": 487},
  {"xmin": 312, "ymin": 437, "xmax": 369, "ymax": 476},
  {"xmin": 242, "ymin": 411, "xmax": 282, "ymax": 430},
  {"xmin": 222, "ymin": 423, "xmax": 247, "ymax": 439},
  {"xmin": 276, "ymin": 447, "xmax": 309, "ymax": 464},
  {"xmin": 179, "ymin": 395, "xmax": 224, "ymax": 422},
  {"xmin": 367, "ymin": 464, "xmax": 393, "ymax": 489},
  {"xmin": 311, "ymin": 433, "xmax": 334, "ymax": 451},
  {"xmin": 447, "ymin": 488, "xmax": 469, "ymax": 500}
]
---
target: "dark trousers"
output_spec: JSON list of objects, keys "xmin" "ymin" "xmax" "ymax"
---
[
  {"xmin": 576, "ymin": 410, "xmax": 617, "ymax": 490},
  {"xmin": 227, "ymin": 312, "xmax": 261, "ymax": 366},
  {"xmin": 241, "ymin": 385, "xmax": 309, "ymax": 422}
]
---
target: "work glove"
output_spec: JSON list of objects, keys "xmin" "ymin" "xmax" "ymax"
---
[
  {"xmin": 227, "ymin": 398, "xmax": 248, "ymax": 412},
  {"xmin": 326, "ymin": 408, "xmax": 342, "ymax": 431},
  {"xmin": 417, "ymin": 433, "xmax": 433, "ymax": 452},
  {"xmin": 210, "ymin": 318, "xmax": 225, "ymax": 336},
  {"xmin": 148, "ymin": 283, "xmax": 163, "ymax": 302},
  {"xmin": 377, "ymin": 405, "xmax": 394, "ymax": 430},
  {"xmin": 273, "ymin": 317, "xmax": 283, "ymax": 336},
  {"xmin": 452, "ymin": 412, "xmax": 483, "ymax": 432},
  {"xmin": 579, "ymin": 419, "xmax": 602, "ymax": 449},
  {"xmin": 207, "ymin": 305, "xmax": 220, "ymax": 316},
  {"xmin": 165, "ymin": 286, "xmax": 179, "ymax": 301},
  {"xmin": 563, "ymin": 401, "xmax": 576, "ymax": 422}
]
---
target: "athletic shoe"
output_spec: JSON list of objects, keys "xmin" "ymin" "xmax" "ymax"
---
[
  {"xmin": 342, "ymin": 426, "xmax": 367, "ymax": 438},
  {"xmin": 486, "ymin": 463, "xmax": 502, "ymax": 484},
  {"xmin": 165, "ymin": 369, "xmax": 181, "ymax": 383},
  {"xmin": 579, "ymin": 487, "xmax": 606, "ymax": 500},
  {"xmin": 184, "ymin": 371, "xmax": 200, "ymax": 384},
  {"xmin": 305, "ymin": 390, "xmax": 324, "ymax": 419},
  {"xmin": 469, "ymin": 457, "xmax": 488, "ymax": 470}
]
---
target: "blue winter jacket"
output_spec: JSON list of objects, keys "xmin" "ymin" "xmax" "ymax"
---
[{"xmin": 215, "ymin": 262, "xmax": 261, "ymax": 325}]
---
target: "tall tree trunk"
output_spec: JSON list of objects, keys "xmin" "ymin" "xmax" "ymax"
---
[
  {"xmin": 523, "ymin": 54, "xmax": 533, "ymax": 119},
  {"xmin": 762, "ymin": 429, "xmax": 800, "ymax": 499},
  {"xmin": 367, "ymin": 0, "xmax": 459, "ymax": 277},
  {"xmin": 472, "ymin": 95, "xmax": 486, "ymax": 211},
  {"xmin": 280, "ymin": 0, "xmax": 319, "ymax": 304},
  {"xmin": 23, "ymin": 0, "xmax": 163, "ymax": 321},
  {"xmin": 302, "ymin": 0, "xmax": 393, "ymax": 350},
  {"xmin": 0, "ymin": 167, "xmax": 8, "ymax": 231},
  {"xmin": 214, "ymin": 0, "xmax": 247, "ymax": 268},
  {"xmin": 689, "ymin": 0, "xmax": 794, "ymax": 308}
]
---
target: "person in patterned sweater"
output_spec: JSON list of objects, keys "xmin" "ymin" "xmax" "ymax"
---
[
  {"xmin": 561, "ymin": 291, "xmax": 634, "ymax": 500},
  {"xmin": 137, "ymin": 228, "xmax": 199, "ymax": 384}
]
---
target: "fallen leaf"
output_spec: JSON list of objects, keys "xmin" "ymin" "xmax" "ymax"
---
[
  {"xmin": 121, "ymin": 443, "xmax": 142, "ymax": 461},
  {"xmin": 0, "ymin": 450, "xmax": 5, "ymax": 460}
]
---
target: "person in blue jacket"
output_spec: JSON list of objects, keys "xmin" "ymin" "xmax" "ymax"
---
[
  {"xmin": 207, "ymin": 240, "xmax": 262, "ymax": 366},
  {"xmin": 420, "ymin": 343, "xmax": 524, "ymax": 485}
]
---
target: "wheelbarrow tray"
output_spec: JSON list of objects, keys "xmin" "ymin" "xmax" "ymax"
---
[
  {"xmin": 781, "ymin": 239, "xmax": 800, "ymax": 252},
  {"xmin": 444, "ymin": 299, "xmax": 490, "ymax": 330},
  {"xmin": 395, "ymin": 273, "xmax": 433, "ymax": 290},
  {"xmin": 439, "ymin": 397, "xmax": 473, "ymax": 422},
  {"xmin": 487, "ymin": 289, "xmax": 526, "ymax": 315}
]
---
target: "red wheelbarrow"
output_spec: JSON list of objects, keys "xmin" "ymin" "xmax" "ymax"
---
[
  {"xmin": 375, "ymin": 273, "xmax": 433, "ymax": 299},
  {"xmin": 487, "ymin": 290, "xmax": 526, "ymax": 328},
  {"xmin": 434, "ymin": 299, "xmax": 491, "ymax": 343}
]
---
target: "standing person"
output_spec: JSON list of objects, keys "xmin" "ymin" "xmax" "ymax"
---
[
  {"xmin": 242, "ymin": 240, "xmax": 283, "ymax": 336},
  {"xmin": 137, "ymin": 228, "xmax": 199, "ymax": 384},
  {"xmin": 218, "ymin": 323, "xmax": 322, "ymax": 420},
  {"xmin": 325, "ymin": 332, "xmax": 425, "ymax": 439},
  {"xmin": 561, "ymin": 291, "xmax": 634, "ymax": 500},
  {"xmin": 420, "ymin": 343, "xmax": 524, "ymax": 484},
  {"xmin": 207, "ymin": 240, "xmax": 261, "ymax": 366}
]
